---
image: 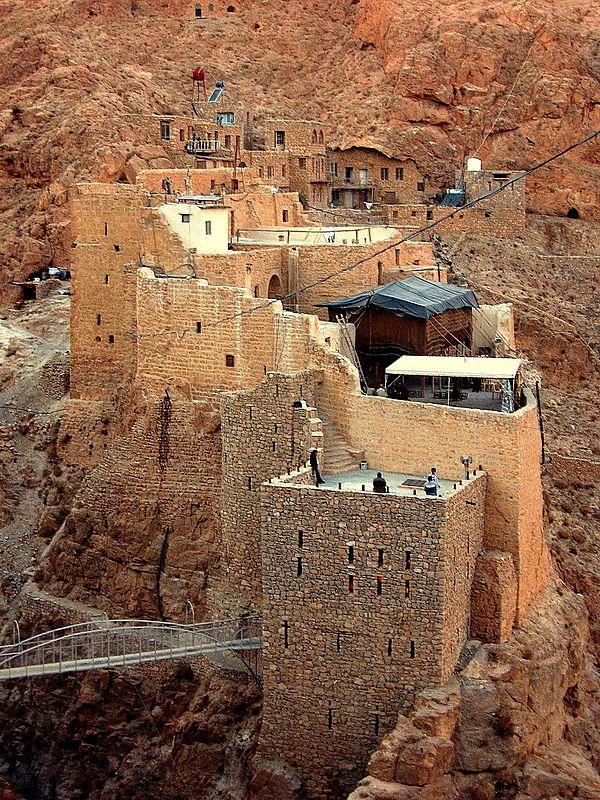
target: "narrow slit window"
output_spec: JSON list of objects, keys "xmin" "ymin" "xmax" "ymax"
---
[
  {"xmin": 374, "ymin": 714, "xmax": 380, "ymax": 735},
  {"xmin": 387, "ymin": 638, "xmax": 393, "ymax": 656},
  {"xmin": 104, "ymin": 274, "xmax": 109, "ymax": 284},
  {"xmin": 378, "ymin": 548, "xmax": 384, "ymax": 567},
  {"xmin": 348, "ymin": 545, "xmax": 354, "ymax": 564},
  {"xmin": 108, "ymin": 335, "xmax": 114, "ymax": 344},
  {"xmin": 297, "ymin": 557, "xmax": 303, "ymax": 577},
  {"xmin": 298, "ymin": 530, "xmax": 304, "ymax": 548},
  {"xmin": 196, "ymin": 321, "xmax": 202, "ymax": 333},
  {"xmin": 104, "ymin": 222, "xmax": 108, "ymax": 236},
  {"xmin": 405, "ymin": 551, "xmax": 411, "ymax": 570},
  {"xmin": 377, "ymin": 576, "xmax": 383, "ymax": 596},
  {"xmin": 272, "ymin": 441, "xmax": 276, "ymax": 452},
  {"xmin": 205, "ymin": 220, "xmax": 212, "ymax": 235},
  {"xmin": 284, "ymin": 620, "xmax": 289, "ymax": 649},
  {"xmin": 410, "ymin": 640, "xmax": 415, "ymax": 658},
  {"xmin": 405, "ymin": 579, "xmax": 410, "ymax": 598},
  {"xmin": 328, "ymin": 704, "xmax": 333, "ymax": 730},
  {"xmin": 247, "ymin": 477, "xmax": 252, "ymax": 490},
  {"xmin": 395, "ymin": 249, "xmax": 400, "ymax": 266},
  {"xmin": 96, "ymin": 314, "xmax": 101, "ymax": 325},
  {"xmin": 225, "ymin": 354, "xmax": 235, "ymax": 367},
  {"xmin": 336, "ymin": 633, "xmax": 341, "ymax": 653},
  {"xmin": 348, "ymin": 575, "xmax": 354, "ymax": 594}
]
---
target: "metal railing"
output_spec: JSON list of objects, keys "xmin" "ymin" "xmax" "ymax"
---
[
  {"xmin": 184, "ymin": 139, "xmax": 221, "ymax": 155},
  {"xmin": 0, "ymin": 616, "xmax": 262, "ymax": 685}
]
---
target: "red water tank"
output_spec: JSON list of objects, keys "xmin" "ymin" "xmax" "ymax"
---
[{"xmin": 192, "ymin": 67, "xmax": 205, "ymax": 82}]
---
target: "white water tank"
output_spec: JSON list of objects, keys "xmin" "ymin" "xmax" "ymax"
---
[{"xmin": 466, "ymin": 156, "xmax": 482, "ymax": 172}]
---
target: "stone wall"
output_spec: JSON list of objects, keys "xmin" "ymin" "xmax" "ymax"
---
[
  {"xmin": 259, "ymin": 473, "xmax": 486, "ymax": 799},
  {"xmin": 38, "ymin": 352, "xmax": 70, "ymax": 400},
  {"xmin": 346, "ymin": 389, "xmax": 551, "ymax": 622},
  {"xmin": 217, "ymin": 371, "xmax": 320, "ymax": 613}
]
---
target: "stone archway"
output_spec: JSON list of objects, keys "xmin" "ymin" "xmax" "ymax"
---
[{"xmin": 267, "ymin": 274, "xmax": 283, "ymax": 299}]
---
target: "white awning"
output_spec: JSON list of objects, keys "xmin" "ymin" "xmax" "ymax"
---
[{"xmin": 385, "ymin": 355, "xmax": 521, "ymax": 380}]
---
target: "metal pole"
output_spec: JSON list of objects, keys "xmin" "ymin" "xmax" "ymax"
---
[{"xmin": 535, "ymin": 381, "xmax": 549, "ymax": 465}]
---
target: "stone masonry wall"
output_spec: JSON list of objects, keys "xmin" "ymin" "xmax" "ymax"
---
[
  {"xmin": 217, "ymin": 372, "xmax": 320, "ymax": 614},
  {"xmin": 346, "ymin": 389, "xmax": 551, "ymax": 623},
  {"xmin": 259, "ymin": 473, "xmax": 486, "ymax": 800}
]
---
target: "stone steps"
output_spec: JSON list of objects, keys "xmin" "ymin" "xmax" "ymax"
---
[{"xmin": 318, "ymin": 412, "xmax": 363, "ymax": 475}]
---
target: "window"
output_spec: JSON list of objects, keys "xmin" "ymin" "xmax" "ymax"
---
[
  {"xmin": 195, "ymin": 4, "xmax": 202, "ymax": 17},
  {"xmin": 378, "ymin": 548, "xmax": 384, "ymax": 567},
  {"xmin": 297, "ymin": 557, "xmax": 303, "ymax": 577},
  {"xmin": 113, "ymin": 244, "xmax": 120, "ymax": 252},
  {"xmin": 345, "ymin": 166, "xmax": 353, "ymax": 182},
  {"xmin": 381, "ymin": 167, "xmax": 389, "ymax": 181},
  {"xmin": 348, "ymin": 575, "xmax": 354, "ymax": 593},
  {"xmin": 104, "ymin": 222, "xmax": 108, "ymax": 236},
  {"xmin": 405, "ymin": 579, "xmax": 411, "ymax": 598},
  {"xmin": 96, "ymin": 314, "xmax": 101, "ymax": 325},
  {"xmin": 298, "ymin": 157, "xmax": 307, "ymax": 170},
  {"xmin": 405, "ymin": 551, "xmax": 411, "ymax": 570},
  {"xmin": 395, "ymin": 249, "xmax": 400, "ymax": 266},
  {"xmin": 224, "ymin": 134, "xmax": 231, "ymax": 149},
  {"xmin": 179, "ymin": 128, "xmax": 185, "ymax": 141},
  {"xmin": 104, "ymin": 275, "xmax": 109, "ymax": 284},
  {"xmin": 267, "ymin": 166, "xmax": 274, "ymax": 178},
  {"xmin": 387, "ymin": 638, "xmax": 393, "ymax": 656},
  {"xmin": 160, "ymin": 120, "xmax": 171, "ymax": 141},
  {"xmin": 311, "ymin": 129, "xmax": 318, "ymax": 143},
  {"xmin": 410, "ymin": 640, "xmax": 415, "ymax": 658},
  {"xmin": 318, "ymin": 130, "xmax": 324, "ymax": 144},
  {"xmin": 196, "ymin": 321, "xmax": 202, "ymax": 333},
  {"xmin": 225, "ymin": 354, "xmax": 235, "ymax": 367},
  {"xmin": 330, "ymin": 162, "xmax": 338, "ymax": 177},
  {"xmin": 282, "ymin": 209, "xmax": 289, "ymax": 223},
  {"xmin": 281, "ymin": 163, "xmax": 286, "ymax": 178},
  {"xmin": 417, "ymin": 181, "xmax": 425, "ymax": 192},
  {"xmin": 205, "ymin": 220, "xmax": 212, "ymax": 235},
  {"xmin": 348, "ymin": 545, "xmax": 354, "ymax": 564},
  {"xmin": 275, "ymin": 130, "xmax": 285, "ymax": 148},
  {"xmin": 217, "ymin": 112, "xmax": 235, "ymax": 125},
  {"xmin": 298, "ymin": 530, "xmax": 304, "ymax": 548},
  {"xmin": 377, "ymin": 576, "xmax": 383, "ymax": 596},
  {"xmin": 426, "ymin": 209, "xmax": 433, "ymax": 220},
  {"xmin": 396, "ymin": 167, "xmax": 404, "ymax": 181},
  {"xmin": 227, "ymin": 4, "xmax": 235, "ymax": 10},
  {"xmin": 181, "ymin": 213, "xmax": 191, "ymax": 223},
  {"xmin": 283, "ymin": 620, "xmax": 289, "ymax": 648},
  {"xmin": 108, "ymin": 335, "xmax": 115, "ymax": 344},
  {"xmin": 258, "ymin": 166, "xmax": 264, "ymax": 178},
  {"xmin": 392, "ymin": 210, "xmax": 398, "ymax": 219}
]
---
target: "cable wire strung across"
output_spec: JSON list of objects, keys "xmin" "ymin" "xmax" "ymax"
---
[{"xmin": 125, "ymin": 130, "xmax": 600, "ymax": 342}]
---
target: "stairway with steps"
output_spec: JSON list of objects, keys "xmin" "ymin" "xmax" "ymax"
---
[{"xmin": 319, "ymin": 413, "xmax": 363, "ymax": 475}]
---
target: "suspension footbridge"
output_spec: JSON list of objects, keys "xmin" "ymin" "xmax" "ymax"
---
[{"xmin": 0, "ymin": 617, "xmax": 262, "ymax": 684}]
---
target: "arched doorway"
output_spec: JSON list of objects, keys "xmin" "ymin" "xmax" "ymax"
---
[
  {"xmin": 267, "ymin": 274, "xmax": 283, "ymax": 299},
  {"xmin": 566, "ymin": 207, "xmax": 580, "ymax": 219}
]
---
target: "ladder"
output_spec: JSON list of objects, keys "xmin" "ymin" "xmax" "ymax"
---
[{"xmin": 335, "ymin": 314, "xmax": 368, "ymax": 393}]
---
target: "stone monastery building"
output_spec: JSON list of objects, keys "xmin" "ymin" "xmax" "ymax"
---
[{"xmin": 63, "ymin": 94, "xmax": 550, "ymax": 799}]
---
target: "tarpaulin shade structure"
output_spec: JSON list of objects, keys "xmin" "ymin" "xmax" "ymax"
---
[
  {"xmin": 385, "ymin": 355, "xmax": 521, "ymax": 380},
  {"xmin": 319, "ymin": 276, "xmax": 479, "ymax": 319}
]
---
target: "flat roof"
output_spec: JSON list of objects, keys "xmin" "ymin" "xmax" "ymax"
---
[{"xmin": 385, "ymin": 355, "xmax": 521, "ymax": 380}]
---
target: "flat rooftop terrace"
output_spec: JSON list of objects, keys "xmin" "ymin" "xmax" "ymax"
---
[{"xmin": 291, "ymin": 469, "xmax": 479, "ymax": 499}]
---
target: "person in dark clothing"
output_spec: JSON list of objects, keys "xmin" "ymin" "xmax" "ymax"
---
[
  {"xmin": 424, "ymin": 475, "xmax": 438, "ymax": 496},
  {"xmin": 398, "ymin": 382, "xmax": 409, "ymax": 401},
  {"xmin": 373, "ymin": 472, "xmax": 387, "ymax": 493},
  {"xmin": 310, "ymin": 449, "xmax": 325, "ymax": 486}
]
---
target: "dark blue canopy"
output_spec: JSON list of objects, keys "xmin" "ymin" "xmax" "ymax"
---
[{"xmin": 320, "ymin": 276, "xmax": 479, "ymax": 320}]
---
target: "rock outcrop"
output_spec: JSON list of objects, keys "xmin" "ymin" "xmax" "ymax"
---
[{"xmin": 349, "ymin": 586, "xmax": 600, "ymax": 799}]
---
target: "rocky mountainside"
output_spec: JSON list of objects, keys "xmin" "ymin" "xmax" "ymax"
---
[{"xmin": 0, "ymin": 0, "xmax": 599, "ymax": 300}]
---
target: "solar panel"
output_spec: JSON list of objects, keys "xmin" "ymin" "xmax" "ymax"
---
[{"xmin": 208, "ymin": 87, "xmax": 223, "ymax": 103}]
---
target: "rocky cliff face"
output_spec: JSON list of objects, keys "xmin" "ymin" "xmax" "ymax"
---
[
  {"xmin": 349, "ymin": 586, "xmax": 600, "ymax": 800},
  {"xmin": 1, "ymin": 0, "xmax": 598, "ymax": 300},
  {"xmin": 0, "ymin": 661, "xmax": 262, "ymax": 800}
]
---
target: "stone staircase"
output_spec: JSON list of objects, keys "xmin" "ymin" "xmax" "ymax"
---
[{"xmin": 319, "ymin": 413, "xmax": 363, "ymax": 475}]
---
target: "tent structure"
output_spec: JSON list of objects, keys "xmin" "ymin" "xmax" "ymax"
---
[
  {"xmin": 385, "ymin": 355, "xmax": 521, "ymax": 380},
  {"xmin": 320, "ymin": 276, "xmax": 479, "ymax": 319}
]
